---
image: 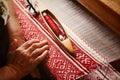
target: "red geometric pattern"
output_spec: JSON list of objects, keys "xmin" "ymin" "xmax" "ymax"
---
[{"xmin": 13, "ymin": 0, "xmax": 105, "ymax": 79}]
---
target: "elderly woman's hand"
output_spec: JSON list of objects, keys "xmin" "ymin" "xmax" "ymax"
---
[{"xmin": 7, "ymin": 39, "xmax": 49, "ymax": 79}]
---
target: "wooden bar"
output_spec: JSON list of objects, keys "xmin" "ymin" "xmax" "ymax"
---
[{"xmin": 76, "ymin": 0, "xmax": 120, "ymax": 35}]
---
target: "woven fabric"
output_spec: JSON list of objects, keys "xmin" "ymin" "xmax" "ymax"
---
[{"xmin": 13, "ymin": 0, "xmax": 120, "ymax": 80}]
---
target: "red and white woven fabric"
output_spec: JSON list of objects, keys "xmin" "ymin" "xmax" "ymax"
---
[{"xmin": 13, "ymin": 0, "xmax": 120, "ymax": 80}]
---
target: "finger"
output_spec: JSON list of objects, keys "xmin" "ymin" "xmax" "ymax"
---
[
  {"xmin": 34, "ymin": 50, "xmax": 48, "ymax": 64},
  {"xmin": 21, "ymin": 39, "xmax": 40, "ymax": 49},
  {"xmin": 26, "ymin": 43, "xmax": 41, "ymax": 54},
  {"xmin": 26, "ymin": 40, "xmax": 48, "ymax": 53},
  {"xmin": 38, "ymin": 40, "xmax": 48, "ymax": 47},
  {"xmin": 31, "ymin": 45, "xmax": 49, "ymax": 58}
]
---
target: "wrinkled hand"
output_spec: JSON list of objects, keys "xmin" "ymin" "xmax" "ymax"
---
[{"xmin": 7, "ymin": 39, "xmax": 49, "ymax": 79}]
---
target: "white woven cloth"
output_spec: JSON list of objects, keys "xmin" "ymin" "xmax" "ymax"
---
[{"xmin": 40, "ymin": 0, "xmax": 120, "ymax": 62}]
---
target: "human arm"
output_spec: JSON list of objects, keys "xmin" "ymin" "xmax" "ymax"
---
[
  {"xmin": 0, "ymin": 0, "xmax": 49, "ymax": 80},
  {"xmin": 7, "ymin": 0, "xmax": 25, "ymax": 48},
  {"xmin": 0, "ymin": 39, "xmax": 49, "ymax": 80}
]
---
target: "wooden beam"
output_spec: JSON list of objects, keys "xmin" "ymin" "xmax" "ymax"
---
[{"xmin": 76, "ymin": 0, "xmax": 120, "ymax": 35}]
